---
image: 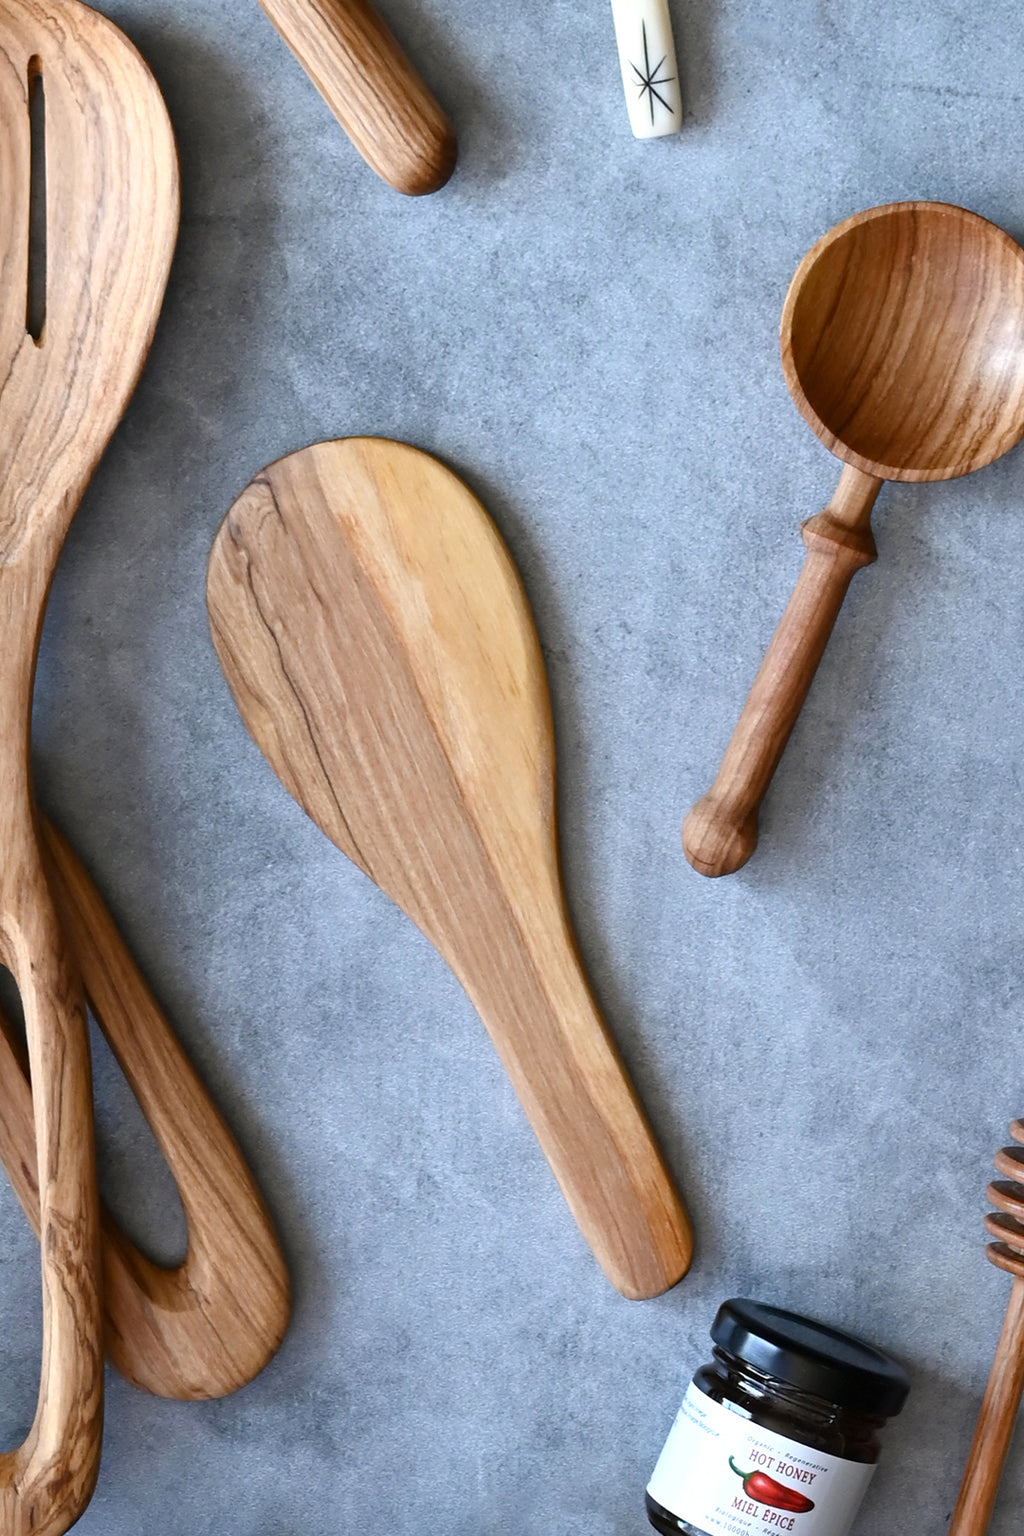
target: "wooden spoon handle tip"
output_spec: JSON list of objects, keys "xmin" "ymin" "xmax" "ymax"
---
[
  {"xmin": 683, "ymin": 464, "xmax": 882, "ymax": 877},
  {"xmin": 256, "ymin": 0, "xmax": 456, "ymax": 195},
  {"xmin": 39, "ymin": 820, "xmax": 290, "ymax": 1398}
]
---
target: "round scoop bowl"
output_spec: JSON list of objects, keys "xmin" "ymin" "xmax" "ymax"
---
[
  {"xmin": 782, "ymin": 201, "xmax": 1024, "ymax": 481},
  {"xmin": 684, "ymin": 202, "xmax": 1024, "ymax": 878}
]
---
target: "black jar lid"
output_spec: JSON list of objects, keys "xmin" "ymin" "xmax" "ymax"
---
[{"xmin": 711, "ymin": 1299, "xmax": 910, "ymax": 1418}]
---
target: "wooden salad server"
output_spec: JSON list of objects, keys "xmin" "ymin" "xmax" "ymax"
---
[
  {"xmin": 207, "ymin": 438, "xmax": 692, "ymax": 1300},
  {"xmin": 0, "ymin": 820, "xmax": 290, "ymax": 1400},
  {"xmin": 683, "ymin": 202, "xmax": 1024, "ymax": 878},
  {"xmin": 255, "ymin": 0, "xmax": 456, "ymax": 195},
  {"xmin": 0, "ymin": 4, "xmax": 177, "ymax": 1529},
  {"xmin": 948, "ymin": 1120, "xmax": 1024, "ymax": 1536}
]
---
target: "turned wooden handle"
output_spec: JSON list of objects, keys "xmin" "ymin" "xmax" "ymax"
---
[
  {"xmin": 947, "ymin": 1278, "xmax": 1024, "ymax": 1536},
  {"xmin": 682, "ymin": 464, "xmax": 883, "ymax": 877},
  {"xmin": 0, "ymin": 820, "xmax": 290, "ymax": 1400},
  {"xmin": 256, "ymin": 0, "xmax": 456, "ymax": 194}
]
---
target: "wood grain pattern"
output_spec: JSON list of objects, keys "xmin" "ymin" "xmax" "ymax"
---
[
  {"xmin": 256, "ymin": 0, "xmax": 456, "ymax": 194},
  {"xmin": 0, "ymin": 821, "xmax": 290, "ymax": 1399},
  {"xmin": 684, "ymin": 203, "xmax": 1024, "ymax": 878},
  {"xmin": 0, "ymin": 3, "xmax": 177, "ymax": 1529},
  {"xmin": 207, "ymin": 438, "xmax": 692, "ymax": 1300},
  {"xmin": 947, "ymin": 1120, "xmax": 1024, "ymax": 1536}
]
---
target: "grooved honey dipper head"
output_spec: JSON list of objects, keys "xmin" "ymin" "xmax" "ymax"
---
[{"xmin": 985, "ymin": 1120, "xmax": 1024, "ymax": 1278}]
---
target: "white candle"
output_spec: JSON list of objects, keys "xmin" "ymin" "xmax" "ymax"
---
[{"xmin": 609, "ymin": 0, "xmax": 682, "ymax": 139}]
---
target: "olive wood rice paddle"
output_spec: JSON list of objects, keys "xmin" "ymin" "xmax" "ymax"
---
[
  {"xmin": 947, "ymin": 1120, "xmax": 1024, "ymax": 1536},
  {"xmin": 0, "ymin": 819, "xmax": 290, "ymax": 1400},
  {"xmin": 683, "ymin": 202, "xmax": 1024, "ymax": 878},
  {"xmin": 207, "ymin": 437, "xmax": 692, "ymax": 1300},
  {"xmin": 0, "ymin": 3, "xmax": 176, "ymax": 1527}
]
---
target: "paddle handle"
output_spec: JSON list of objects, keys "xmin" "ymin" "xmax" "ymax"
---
[
  {"xmin": 456, "ymin": 900, "xmax": 693, "ymax": 1300},
  {"xmin": 255, "ymin": 0, "xmax": 456, "ymax": 194},
  {"xmin": 682, "ymin": 463, "xmax": 882, "ymax": 877},
  {"xmin": 947, "ymin": 1278, "xmax": 1024, "ymax": 1536},
  {"xmin": 0, "ymin": 820, "xmax": 290, "ymax": 1400}
]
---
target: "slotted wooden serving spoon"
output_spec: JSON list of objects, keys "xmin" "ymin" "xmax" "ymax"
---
[
  {"xmin": 207, "ymin": 437, "xmax": 692, "ymax": 1300},
  {"xmin": 0, "ymin": 819, "xmax": 290, "ymax": 1400},
  {"xmin": 683, "ymin": 202, "xmax": 1024, "ymax": 877},
  {"xmin": 0, "ymin": 4, "xmax": 177, "ymax": 1529}
]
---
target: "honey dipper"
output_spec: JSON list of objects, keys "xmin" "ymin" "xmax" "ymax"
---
[{"xmin": 948, "ymin": 1120, "xmax": 1024, "ymax": 1535}]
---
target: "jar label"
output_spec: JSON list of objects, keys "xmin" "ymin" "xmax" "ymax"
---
[{"xmin": 647, "ymin": 1382, "xmax": 877, "ymax": 1536}]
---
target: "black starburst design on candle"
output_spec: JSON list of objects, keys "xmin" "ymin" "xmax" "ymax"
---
[{"xmin": 630, "ymin": 20, "xmax": 675, "ymax": 125}]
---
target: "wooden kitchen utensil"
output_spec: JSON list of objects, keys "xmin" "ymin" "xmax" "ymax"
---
[
  {"xmin": 0, "ymin": 4, "xmax": 177, "ymax": 1529},
  {"xmin": 683, "ymin": 202, "xmax": 1024, "ymax": 878},
  {"xmin": 0, "ymin": 819, "xmax": 290, "ymax": 1399},
  {"xmin": 255, "ymin": 0, "xmax": 456, "ymax": 194},
  {"xmin": 207, "ymin": 437, "xmax": 692, "ymax": 1300},
  {"xmin": 947, "ymin": 1120, "xmax": 1024, "ymax": 1536}
]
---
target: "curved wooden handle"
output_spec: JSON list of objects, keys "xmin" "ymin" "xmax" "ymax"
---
[
  {"xmin": 947, "ymin": 1277, "xmax": 1024, "ymax": 1536},
  {"xmin": 0, "ymin": 840, "xmax": 103, "ymax": 1536},
  {"xmin": 0, "ymin": 820, "xmax": 291, "ymax": 1400},
  {"xmin": 256, "ymin": 0, "xmax": 457, "ymax": 195},
  {"xmin": 682, "ymin": 464, "xmax": 883, "ymax": 877}
]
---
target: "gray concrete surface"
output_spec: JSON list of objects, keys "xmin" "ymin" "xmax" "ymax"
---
[{"xmin": 2, "ymin": 0, "xmax": 1023, "ymax": 1530}]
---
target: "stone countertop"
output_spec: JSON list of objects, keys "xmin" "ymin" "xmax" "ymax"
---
[{"xmin": 3, "ymin": 0, "xmax": 1024, "ymax": 1530}]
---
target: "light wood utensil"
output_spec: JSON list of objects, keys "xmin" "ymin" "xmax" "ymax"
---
[
  {"xmin": 256, "ymin": 0, "xmax": 456, "ymax": 194},
  {"xmin": 947, "ymin": 1119, "xmax": 1024, "ymax": 1536},
  {"xmin": 207, "ymin": 437, "xmax": 692, "ymax": 1300},
  {"xmin": 683, "ymin": 202, "xmax": 1024, "ymax": 878},
  {"xmin": 0, "ymin": 820, "xmax": 290, "ymax": 1399},
  {"xmin": 0, "ymin": 3, "xmax": 177, "ymax": 1529}
]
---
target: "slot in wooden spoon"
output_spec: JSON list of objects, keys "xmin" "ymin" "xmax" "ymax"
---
[
  {"xmin": 0, "ymin": 820, "xmax": 290, "ymax": 1399},
  {"xmin": 207, "ymin": 437, "xmax": 692, "ymax": 1299}
]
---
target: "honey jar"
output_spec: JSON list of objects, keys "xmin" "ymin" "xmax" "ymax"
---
[{"xmin": 646, "ymin": 1299, "xmax": 910, "ymax": 1536}]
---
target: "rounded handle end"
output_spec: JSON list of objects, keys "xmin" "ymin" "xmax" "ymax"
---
[{"xmin": 682, "ymin": 795, "xmax": 759, "ymax": 877}]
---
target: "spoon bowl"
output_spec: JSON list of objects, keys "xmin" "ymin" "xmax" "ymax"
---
[
  {"xmin": 684, "ymin": 203, "xmax": 1024, "ymax": 878},
  {"xmin": 782, "ymin": 202, "xmax": 1024, "ymax": 482}
]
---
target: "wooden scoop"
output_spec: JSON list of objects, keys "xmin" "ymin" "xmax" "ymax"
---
[
  {"xmin": 0, "ymin": 5, "xmax": 177, "ymax": 1529},
  {"xmin": 683, "ymin": 202, "xmax": 1024, "ymax": 877},
  {"xmin": 0, "ymin": 819, "xmax": 290, "ymax": 1400},
  {"xmin": 255, "ymin": 0, "xmax": 456, "ymax": 195},
  {"xmin": 947, "ymin": 1120, "xmax": 1024, "ymax": 1536},
  {"xmin": 207, "ymin": 438, "xmax": 692, "ymax": 1300}
]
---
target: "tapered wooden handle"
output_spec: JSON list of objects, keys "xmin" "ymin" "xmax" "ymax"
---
[
  {"xmin": 682, "ymin": 464, "xmax": 883, "ymax": 877},
  {"xmin": 0, "ymin": 820, "xmax": 290, "ymax": 1400},
  {"xmin": 255, "ymin": 0, "xmax": 456, "ymax": 194},
  {"xmin": 0, "ymin": 842, "xmax": 103, "ymax": 1536},
  {"xmin": 947, "ymin": 1278, "xmax": 1024, "ymax": 1536}
]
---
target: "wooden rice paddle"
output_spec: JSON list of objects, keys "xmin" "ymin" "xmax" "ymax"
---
[
  {"xmin": 0, "ymin": 5, "xmax": 177, "ymax": 1529},
  {"xmin": 684, "ymin": 203, "xmax": 1024, "ymax": 877},
  {"xmin": 0, "ymin": 820, "xmax": 290, "ymax": 1400},
  {"xmin": 255, "ymin": 0, "xmax": 456, "ymax": 194},
  {"xmin": 207, "ymin": 438, "xmax": 692, "ymax": 1300},
  {"xmin": 948, "ymin": 1120, "xmax": 1024, "ymax": 1536}
]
